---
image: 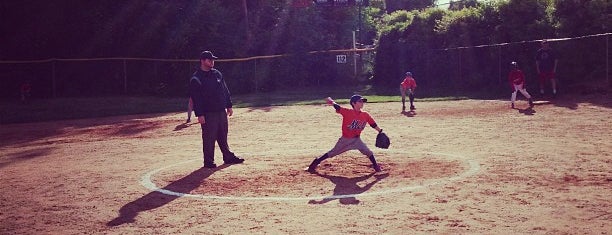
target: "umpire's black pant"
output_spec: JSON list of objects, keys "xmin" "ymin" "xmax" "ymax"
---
[{"xmin": 200, "ymin": 111, "xmax": 234, "ymax": 165}]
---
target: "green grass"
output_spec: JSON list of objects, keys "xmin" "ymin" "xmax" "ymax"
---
[{"xmin": 0, "ymin": 86, "xmax": 469, "ymax": 124}]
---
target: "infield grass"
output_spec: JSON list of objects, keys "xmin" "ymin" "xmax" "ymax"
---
[{"xmin": 0, "ymin": 86, "xmax": 469, "ymax": 124}]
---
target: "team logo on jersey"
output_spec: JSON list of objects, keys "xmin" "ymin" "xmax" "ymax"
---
[{"xmin": 347, "ymin": 120, "xmax": 366, "ymax": 130}]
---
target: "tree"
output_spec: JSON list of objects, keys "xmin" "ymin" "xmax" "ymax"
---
[{"xmin": 385, "ymin": 0, "xmax": 435, "ymax": 13}]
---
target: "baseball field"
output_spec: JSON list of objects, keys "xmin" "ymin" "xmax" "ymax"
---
[{"xmin": 1, "ymin": 95, "xmax": 610, "ymax": 234}]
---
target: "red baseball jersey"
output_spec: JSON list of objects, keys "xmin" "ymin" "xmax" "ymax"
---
[
  {"xmin": 337, "ymin": 107, "xmax": 376, "ymax": 138},
  {"xmin": 508, "ymin": 69, "xmax": 525, "ymax": 87},
  {"xmin": 400, "ymin": 76, "xmax": 417, "ymax": 89}
]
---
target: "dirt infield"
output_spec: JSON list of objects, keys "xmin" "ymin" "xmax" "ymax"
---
[{"xmin": 1, "ymin": 96, "xmax": 611, "ymax": 234}]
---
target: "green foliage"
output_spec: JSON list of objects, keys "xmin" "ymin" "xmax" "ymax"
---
[
  {"xmin": 0, "ymin": 0, "xmax": 610, "ymax": 100},
  {"xmin": 379, "ymin": 10, "xmax": 415, "ymax": 37},
  {"xmin": 553, "ymin": 0, "xmax": 611, "ymax": 36},
  {"xmin": 385, "ymin": 0, "xmax": 436, "ymax": 13},
  {"xmin": 372, "ymin": 0, "xmax": 610, "ymax": 96}
]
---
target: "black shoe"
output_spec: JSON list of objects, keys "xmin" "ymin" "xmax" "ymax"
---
[
  {"xmin": 203, "ymin": 163, "xmax": 217, "ymax": 168},
  {"xmin": 528, "ymin": 99, "xmax": 534, "ymax": 107},
  {"xmin": 410, "ymin": 105, "xmax": 416, "ymax": 110},
  {"xmin": 186, "ymin": 118, "xmax": 191, "ymax": 123},
  {"xmin": 306, "ymin": 158, "xmax": 320, "ymax": 173},
  {"xmin": 224, "ymin": 157, "xmax": 244, "ymax": 164},
  {"xmin": 373, "ymin": 164, "xmax": 382, "ymax": 172}
]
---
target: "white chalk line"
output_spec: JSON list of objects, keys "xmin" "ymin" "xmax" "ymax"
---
[{"xmin": 140, "ymin": 150, "xmax": 480, "ymax": 201}]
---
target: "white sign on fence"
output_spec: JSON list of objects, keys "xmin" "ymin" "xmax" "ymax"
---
[{"xmin": 336, "ymin": 55, "xmax": 347, "ymax": 64}]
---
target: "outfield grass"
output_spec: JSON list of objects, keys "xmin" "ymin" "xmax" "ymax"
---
[{"xmin": 0, "ymin": 86, "xmax": 468, "ymax": 124}]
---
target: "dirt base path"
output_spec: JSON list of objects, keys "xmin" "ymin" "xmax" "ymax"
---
[{"xmin": 1, "ymin": 96, "xmax": 611, "ymax": 234}]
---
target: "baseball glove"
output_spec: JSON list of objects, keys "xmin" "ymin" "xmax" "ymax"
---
[{"xmin": 375, "ymin": 131, "xmax": 390, "ymax": 149}]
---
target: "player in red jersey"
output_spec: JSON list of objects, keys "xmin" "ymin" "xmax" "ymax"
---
[
  {"xmin": 20, "ymin": 80, "xmax": 32, "ymax": 103},
  {"xmin": 508, "ymin": 61, "xmax": 534, "ymax": 109},
  {"xmin": 306, "ymin": 94, "xmax": 384, "ymax": 173},
  {"xmin": 400, "ymin": 72, "xmax": 417, "ymax": 111}
]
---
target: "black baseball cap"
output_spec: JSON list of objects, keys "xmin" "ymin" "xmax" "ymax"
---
[
  {"xmin": 350, "ymin": 94, "xmax": 367, "ymax": 104},
  {"xmin": 200, "ymin": 51, "xmax": 218, "ymax": 60}
]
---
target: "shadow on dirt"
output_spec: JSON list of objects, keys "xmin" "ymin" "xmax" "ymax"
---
[
  {"xmin": 516, "ymin": 106, "xmax": 536, "ymax": 115},
  {"xmin": 401, "ymin": 110, "xmax": 416, "ymax": 117},
  {"xmin": 308, "ymin": 172, "xmax": 389, "ymax": 205},
  {"xmin": 107, "ymin": 165, "xmax": 229, "ymax": 227},
  {"xmin": 246, "ymin": 106, "xmax": 276, "ymax": 112},
  {"xmin": 0, "ymin": 146, "xmax": 56, "ymax": 169},
  {"xmin": 173, "ymin": 122, "xmax": 197, "ymax": 131},
  {"xmin": 0, "ymin": 114, "xmax": 169, "ymax": 148}
]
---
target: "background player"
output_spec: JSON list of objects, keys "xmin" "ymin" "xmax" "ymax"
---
[
  {"xmin": 535, "ymin": 39, "xmax": 558, "ymax": 97},
  {"xmin": 508, "ymin": 61, "xmax": 534, "ymax": 108},
  {"xmin": 400, "ymin": 72, "xmax": 417, "ymax": 111},
  {"xmin": 306, "ymin": 95, "xmax": 384, "ymax": 173},
  {"xmin": 186, "ymin": 98, "xmax": 193, "ymax": 123}
]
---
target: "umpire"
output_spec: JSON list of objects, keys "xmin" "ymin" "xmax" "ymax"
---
[{"xmin": 189, "ymin": 50, "xmax": 244, "ymax": 168}]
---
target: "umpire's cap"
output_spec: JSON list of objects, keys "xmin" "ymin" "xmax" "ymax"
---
[{"xmin": 200, "ymin": 51, "xmax": 218, "ymax": 60}]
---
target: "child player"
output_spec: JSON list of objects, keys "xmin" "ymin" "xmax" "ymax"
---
[
  {"xmin": 306, "ymin": 94, "xmax": 384, "ymax": 173},
  {"xmin": 508, "ymin": 61, "xmax": 534, "ymax": 108},
  {"xmin": 400, "ymin": 72, "xmax": 417, "ymax": 111}
]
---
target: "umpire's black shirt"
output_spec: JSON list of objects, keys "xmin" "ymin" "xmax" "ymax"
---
[{"xmin": 189, "ymin": 68, "xmax": 233, "ymax": 116}]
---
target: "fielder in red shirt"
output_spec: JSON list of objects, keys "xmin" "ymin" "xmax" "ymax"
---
[
  {"xmin": 508, "ymin": 61, "xmax": 534, "ymax": 108},
  {"xmin": 306, "ymin": 94, "xmax": 384, "ymax": 173},
  {"xmin": 400, "ymin": 72, "xmax": 417, "ymax": 111}
]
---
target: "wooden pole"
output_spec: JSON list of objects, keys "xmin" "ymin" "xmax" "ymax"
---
[{"xmin": 123, "ymin": 60, "xmax": 127, "ymax": 94}]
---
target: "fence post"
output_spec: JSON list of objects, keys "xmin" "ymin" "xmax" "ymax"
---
[
  {"xmin": 123, "ymin": 59, "xmax": 127, "ymax": 94},
  {"xmin": 254, "ymin": 59, "xmax": 258, "ymax": 93},
  {"xmin": 52, "ymin": 60, "xmax": 56, "ymax": 98},
  {"xmin": 498, "ymin": 46, "xmax": 502, "ymax": 84}
]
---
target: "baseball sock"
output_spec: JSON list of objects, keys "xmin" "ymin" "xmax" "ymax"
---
[{"xmin": 368, "ymin": 155, "xmax": 379, "ymax": 166}]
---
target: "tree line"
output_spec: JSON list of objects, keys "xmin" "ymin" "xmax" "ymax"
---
[{"xmin": 0, "ymin": 0, "xmax": 609, "ymax": 98}]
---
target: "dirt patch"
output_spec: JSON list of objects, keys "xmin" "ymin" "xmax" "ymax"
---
[{"xmin": 1, "ymin": 95, "xmax": 611, "ymax": 234}]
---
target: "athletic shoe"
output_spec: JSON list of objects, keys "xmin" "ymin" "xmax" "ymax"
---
[
  {"xmin": 511, "ymin": 103, "xmax": 515, "ymax": 109},
  {"xmin": 224, "ymin": 157, "xmax": 244, "ymax": 164},
  {"xmin": 306, "ymin": 158, "xmax": 319, "ymax": 173},
  {"xmin": 410, "ymin": 105, "xmax": 416, "ymax": 110},
  {"xmin": 203, "ymin": 163, "xmax": 217, "ymax": 168},
  {"xmin": 528, "ymin": 99, "xmax": 534, "ymax": 107},
  {"xmin": 373, "ymin": 164, "xmax": 382, "ymax": 172},
  {"xmin": 186, "ymin": 118, "xmax": 191, "ymax": 123}
]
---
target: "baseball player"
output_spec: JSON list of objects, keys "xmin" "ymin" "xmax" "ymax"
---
[
  {"xmin": 400, "ymin": 72, "xmax": 417, "ymax": 111},
  {"xmin": 20, "ymin": 80, "xmax": 32, "ymax": 103},
  {"xmin": 535, "ymin": 39, "xmax": 558, "ymax": 97},
  {"xmin": 306, "ymin": 94, "xmax": 383, "ymax": 173},
  {"xmin": 508, "ymin": 61, "xmax": 534, "ymax": 108},
  {"xmin": 186, "ymin": 98, "xmax": 193, "ymax": 123}
]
